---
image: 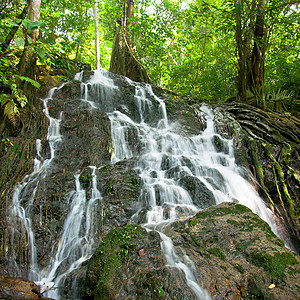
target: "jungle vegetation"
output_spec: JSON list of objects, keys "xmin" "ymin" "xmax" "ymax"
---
[{"xmin": 0, "ymin": 0, "xmax": 299, "ymax": 130}]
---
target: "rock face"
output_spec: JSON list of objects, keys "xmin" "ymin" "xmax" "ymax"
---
[
  {"xmin": 84, "ymin": 203, "xmax": 300, "ymax": 299},
  {"xmin": 83, "ymin": 225, "xmax": 196, "ymax": 299},
  {"xmin": 0, "ymin": 71, "xmax": 299, "ymax": 299},
  {"xmin": 212, "ymin": 103, "xmax": 300, "ymax": 253},
  {"xmin": 0, "ymin": 275, "xmax": 52, "ymax": 299}
]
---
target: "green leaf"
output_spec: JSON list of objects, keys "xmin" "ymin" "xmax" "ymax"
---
[
  {"xmin": 8, "ymin": 20, "xmax": 20, "ymax": 27},
  {"xmin": 36, "ymin": 47, "xmax": 45, "ymax": 60},
  {"xmin": 15, "ymin": 37, "xmax": 25, "ymax": 47},
  {"xmin": 27, "ymin": 35, "xmax": 33, "ymax": 44},
  {"xmin": 14, "ymin": 75, "xmax": 41, "ymax": 88}
]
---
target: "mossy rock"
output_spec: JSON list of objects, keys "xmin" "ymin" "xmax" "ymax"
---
[{"xmin": 169, "ymin": 202, "xmax": 300, "ymax": 299}]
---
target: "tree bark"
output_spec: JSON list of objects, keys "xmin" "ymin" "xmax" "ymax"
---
[
  {"xmin": 248, "ymin": 0, "xmax": 267, "ymax": 108},
  {"xmin": 17, "ymin": 0, "xmax": 41, "ymax": 102},
  {"xmin": 234, "ymin": 0, "xmax": 268, "ymax": 106},
  {"xmin": 235, "ymin": 0, "xmax": 247, "ymax": 101},
  {"xmin": 17, "ymin": 0, "xmax": 41, "ymax": 76},
  {"xmin": 93, "ymin": 0, "xmax": 100, "ymax": 70},
  {"xmin": 109, "ymin": 0, "xmax": 150, "ymax": 83}
]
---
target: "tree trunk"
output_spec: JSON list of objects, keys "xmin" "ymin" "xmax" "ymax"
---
[
  {"xmin": 0, "ymin": 0, "xmax": 30, "ymax": 53},
  {"xmin": 235, "ymin": 0, "xmax": 247, "ymax": 101},
  {"xmin": 93, "ymin": 0, "xmax": 100, "ymax": 70},
  {"xmin": 234, "ymin": 0, "xmax": 267, "ymax": 107},
  {"xmin": 17, "ymin": 0, "xmax": 41, "ymax": 102},
  {"xmin": 109, "ymin": 0, "xmax": 150, "ymax": 83},
  {"xmin": 248, "ymin": 0, "xmax": 267, "ymax": 108}
]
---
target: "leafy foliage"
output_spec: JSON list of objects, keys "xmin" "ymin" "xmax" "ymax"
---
[
  {"xmin": 0, "ymin": 52, "xmax": 33, "ymax": 125},
  {"xmin": 0, "ymin": 0, "xmax": 299, "ymax": 122}
]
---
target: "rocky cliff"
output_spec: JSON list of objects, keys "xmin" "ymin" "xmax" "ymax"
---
[{"xmin": 0, "ymin": 71, "xmax": 299, "ymax": 299}]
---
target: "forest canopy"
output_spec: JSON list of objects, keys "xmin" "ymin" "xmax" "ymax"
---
[{"xmin": 0, "ymin": 0, "xmax": 299, "ymax": 125}]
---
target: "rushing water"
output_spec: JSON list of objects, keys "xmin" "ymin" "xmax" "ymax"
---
[{"xmin": 7, "ymin": 70, "xmax": 281, "ymax": 299}]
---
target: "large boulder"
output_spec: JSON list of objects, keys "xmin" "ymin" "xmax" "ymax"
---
[
  {"xmin": 83, "ymin": 203, "xmax": 300, "ymax": 299},
  {"xmin": 0, "ymin": 275, "xmax": 52, "ymax": 299}
]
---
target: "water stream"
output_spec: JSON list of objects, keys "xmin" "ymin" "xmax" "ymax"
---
[{"xmin": 7, "ymin": 70, "xmax": 281, "ymax": 299}]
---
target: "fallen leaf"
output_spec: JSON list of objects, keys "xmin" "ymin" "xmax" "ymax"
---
[
  {"xmin": 268, "ymin": 284, "xmax": 275, "ymax": 289},
  {"xmin": 139, "ymin": 248, "xmax": 146, "ymax": 256}
]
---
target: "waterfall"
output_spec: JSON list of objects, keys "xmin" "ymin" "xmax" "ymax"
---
[
  {"xmin": 6, "ymin": 70, "xmax": 282, "ymax": 299},
  {"xmin": 37, "ymin": 167, "xmax": 101, "ymax": 299}
]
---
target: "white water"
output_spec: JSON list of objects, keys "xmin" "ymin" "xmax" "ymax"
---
[
  {"xmin": 7, "ymin": 81, "xmax": 102, "ymax": 299},
  {"xmin": 99, "ymin": 72, "xmax": 278, "ymax": 299},
  {"xmin": 7, "ymin": 70, "xmax": 281, "ymax": 299},
  {"xmin": 8, "ymin": 85, "xmax": 64, "ymax": 279},
  {"xmin": 37, "ymin": 167, "xmax": 101, "ymax": 299}
]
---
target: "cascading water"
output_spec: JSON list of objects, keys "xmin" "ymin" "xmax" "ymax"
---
[
  {"xmin": 6, "ymin": 70, "xmax": 283, "ymax": 299},
  {"xmin": 7, "ymin": 85, "xmax": 64, "ymax": 280},
  {"xmin": 7, "ymin": 82, "xmax": 103, "ymax": 299}
]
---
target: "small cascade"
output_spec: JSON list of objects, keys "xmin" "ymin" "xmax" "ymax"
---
[
  {"xmin": 7, "ymin": 80, "xmax": 103, "ymax": 299},
  {"xmin": 7, "ymin": 85, "xmax": 63, "ymax": 279},
  {"xmin": 80, "ymin": 70, "xmax": 118, "ymax": 111},
  {"xmin": 160, "ymin": 232, "xmax": 211, "ymax": 300},
  {"xmin": 38, "ymin": 167, "xmax": 101, "ymax": 299}
]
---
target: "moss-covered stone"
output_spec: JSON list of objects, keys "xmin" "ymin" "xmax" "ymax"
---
[
  {"xmin": 79, "ymin": 167, "xmax": 93, "ymax": 189},
  {"xmin": 248, "ymin": 251, "xmax": 297, "ymax": 283},
  {"xmin": 86, "ymin": 225, "xmax": 144, "ymax": 298},
  {"xmin": 83, "ymin": 225, "xmax": 197, "ymax": 299},
  {"xmin": 170, "ymin": 202, "xmax": 300, "ymax": 299}
]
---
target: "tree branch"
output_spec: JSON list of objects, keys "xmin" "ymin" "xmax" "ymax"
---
[
  {"xmin": 267, "ymin": 0, "xmax": 300, "ymax": 12},
  {"xmin": 0, "ymin": 0, "xmax": 30, "ymax": 52}
]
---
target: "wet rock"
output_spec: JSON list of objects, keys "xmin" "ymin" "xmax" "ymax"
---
[
  {"xmin": 169, "ymin": 202, "xmax": 300, "ymax": 299},
  {"xmin": 84, "ymin": 203, "xmax": 300, "ymax": 299},
  {"xmin": 0, "ymin": 275, "xmax": 52, "ymax": 299},
  {"xmin": 97, "ymin": 160, "xmax": 141, "ymax": 235},
  {"xmin": 83, "ymin": 225, "xmax": 196, "ymax": 299},
  {"xmin": 212, "ymin": 134, "xmax": 229, "ymax": 154},
  {"xmin": 179, "ymin": 175, "xmax": 216, "ymax": 209}
]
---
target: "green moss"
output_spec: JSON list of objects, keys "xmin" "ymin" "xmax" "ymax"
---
[
  {"xmin": 220, "ymin": 265, "xmax": 228, "ymax": 271},
  {"xmin": 79, "ymin": 168, "xmax": 92, "ymax": 189},
  {"xmin": 209, "ymin": 247, "xmax": 225, "ymax": 260},
  {"xmin": 248, "ymin": 251, "xmax": 297, "ymax": 283},
  {"xmin": 234, "ymin": 263, "xmax": 245, "ymax": 274},
  {"xmin": 264, "ymin": 144, "xmax": 295, "ymax": 217},
  {"xmin": 88, "ymin": 225, "xmax": 144, "ymax": 298},
  {"xmin": 195, "ymin": 203, "xmax": 251, "ymax": 220},
  {"xmin": 227, "ymin": 219, "xmax": 239, "ymax": 227},
  {"xmin": 287, "ymin": 267, "xmax": 300, "ymax": 276},
  {"xmin": 246, "ymin": 274, "xmax": 272, "ymax": 299},
  {"xmin": 236, "ymin": 240, "xmax": 252, "ymax": 253},
  {"xmin": 189, "ymin": 219, "xmax": 198, "ymax": 226},
  {"xmin": 99, "ymin": 163, "xmax": 110, "ymax": 176}
]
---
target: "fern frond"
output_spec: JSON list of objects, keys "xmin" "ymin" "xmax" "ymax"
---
[
  {"xmin": 3, "ymin": 99, "xmax": 19, "ymax": 126},
  {"xmin": 14, "ymin": 74, "xmax": 41, "ymax": 88}
]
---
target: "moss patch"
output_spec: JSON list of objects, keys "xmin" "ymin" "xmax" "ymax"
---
[
  {"xmin": 248, "ymin": 251, "xmax": 297, "ymax": 283},
  {"xmin": 86, "ymin": 225, "xmax": 144, "ymax": 298}
]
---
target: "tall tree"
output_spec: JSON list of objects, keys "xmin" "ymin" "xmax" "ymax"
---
[
  {"xmin": 234, "ymin": 0, "xmax": 267, "ymax": 106},
  {"xmin": 17, "ymin": 0, "xmax": 41, "ymax": 89},
  {"xmin": 234, "ymin": 0, "xmax": 299, "ymax": 106},
  {"xmin": 109, "ymin": 0, "xmax": 150, "ymax": 83},
  {"xmin": 94, "ymin": 0, "xmax": 100, "ymax": 70}
]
